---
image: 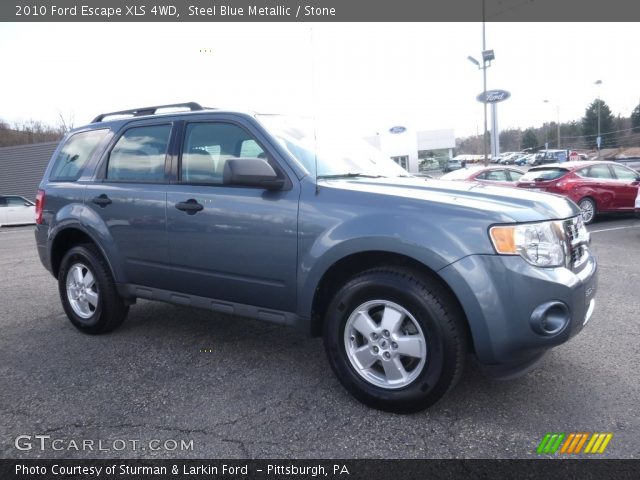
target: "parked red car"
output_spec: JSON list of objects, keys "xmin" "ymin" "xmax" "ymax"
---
[
  {"xmin": 439, "ymin": 165, "xmax": 525, "ymax": 186},
  {"xmin": 515, "ymin": 161, "xmax": 640, "ymax": 224}
]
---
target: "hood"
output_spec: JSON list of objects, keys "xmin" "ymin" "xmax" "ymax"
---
[{"xmin": 318, "ymin": 176, "xmax": 580, "ymax": 223}]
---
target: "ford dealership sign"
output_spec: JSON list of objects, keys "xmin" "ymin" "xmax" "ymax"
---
[
  {"xmin": 389, "ymin": 126, "xmax": 406, "ymax": 134},
  {"xmin": 476, "ymin": 89, "xmax": 511, "ymax": 104}
]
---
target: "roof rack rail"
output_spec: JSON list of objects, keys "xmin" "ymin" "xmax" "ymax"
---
[{"xmin": 92, "ymin": 102, "xmax": 205, "ymax": 123}]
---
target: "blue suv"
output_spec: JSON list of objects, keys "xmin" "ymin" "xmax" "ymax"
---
[{"xmin": 35, "ymin": 103, "xmax": 597, "ymax": 412}]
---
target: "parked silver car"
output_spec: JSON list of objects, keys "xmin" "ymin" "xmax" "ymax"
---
[{"xmin": 0, "ymin": 195, "xmax": 35, "ymax": 226}]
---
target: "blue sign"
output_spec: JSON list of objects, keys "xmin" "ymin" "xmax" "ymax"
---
[{"xmin": 389, "ymin": 126, "xmax": 406, "ymax": 134}]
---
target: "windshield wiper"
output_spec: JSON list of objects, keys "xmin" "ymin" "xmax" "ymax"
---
[{"xmin": 316, "ymin": 173, "xmax": 386, "ymax": 180}]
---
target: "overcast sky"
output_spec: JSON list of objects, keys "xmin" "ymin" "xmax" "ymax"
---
[{"xmin": 1, "ymin": 22, "xmax": 638, "ymax": 137}]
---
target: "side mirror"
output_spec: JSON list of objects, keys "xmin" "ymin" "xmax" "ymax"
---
[{"xmin": 222, "ymin": 158, "xmax": 285, "ymax": 191}]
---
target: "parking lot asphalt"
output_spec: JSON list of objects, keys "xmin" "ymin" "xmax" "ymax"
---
[{"xmin": 1, "ymin": 216, "xmax": 639, "ymax": 459}]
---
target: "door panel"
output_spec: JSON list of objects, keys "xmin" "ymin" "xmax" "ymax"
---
[
  {"xmin": 578, "ymin": 164, "xmax": 615, "ymax": 211},
  {"xmin": 609, "ymin": 164, "xmax": 639, "ymax": 210},
  {"xmin": 166, "ymin": 120, "xmax": 299, "ymax": 312},
  {"xmin": 84, "ymin": 184, "xmax": 169, "ymax": 287},
  {"xmin": 85, "ymin": 123, "xmax": 172, "ymax": 288},
  {"xmin": 167, "ymin": 185, "xmax": 298, "ymax": 311}
]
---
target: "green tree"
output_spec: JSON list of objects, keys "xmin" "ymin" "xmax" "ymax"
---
[
  {"xmin": 631, "ymin": 103, "xmax": 640, "ymax": 133},
  {"xmin": 521, "ymin": 128, "xmax": 539, "ymax": 150},
  {"xmin": 581, "ymin": 99, "xmax": 616, "ymax": 148}
]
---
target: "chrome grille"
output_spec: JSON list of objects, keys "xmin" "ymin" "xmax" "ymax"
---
[{"xmin": 563, "ymin": 216, "xmax": 589, "ymax": 270}]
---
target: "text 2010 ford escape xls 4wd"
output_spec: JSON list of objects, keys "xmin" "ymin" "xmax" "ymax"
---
[{"xmin": 35, "ymin": 103, "xmax": 597, "ymax": 413}]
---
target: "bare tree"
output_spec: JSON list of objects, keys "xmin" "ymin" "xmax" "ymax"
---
[{"xmin": 57, "ymin": 110, "xmax": 75, "ymax": 134}]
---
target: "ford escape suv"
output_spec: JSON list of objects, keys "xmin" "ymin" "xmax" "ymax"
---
[{"xmin": 35, "ymin": 103, "xmax": 597, "ymax": 413}]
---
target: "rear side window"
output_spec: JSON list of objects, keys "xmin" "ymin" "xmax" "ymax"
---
[
  {"xmin": 610, "ymin": 164, "xmax": 638, "ymax": 180},
  {"xmin": 106, "ymin": 125, "xmax": 171, "ymax": 182},
  {"xmin": 480, "ymin": 170, "xmax": 508, "ymax": 181},
  {"xmin": 579, "ymin": 164, "xmax": 613, "ymax": 180},
  {"xmin": 520, "ymin": 168, "xmax": 569, "ymax": 182},
  {"xmin": 49, "ymin": 129, "xmax": 109, "ymax": 181}
]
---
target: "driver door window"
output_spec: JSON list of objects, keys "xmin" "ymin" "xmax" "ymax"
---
[{"xmin": 180, "ymin": 123, "xmax": 267, "ymax": 184}]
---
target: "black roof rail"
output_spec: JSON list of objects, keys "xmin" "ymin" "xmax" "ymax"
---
[{"xmin": 91, "ymin": 102, "xmax": 205, "ymax": 123}]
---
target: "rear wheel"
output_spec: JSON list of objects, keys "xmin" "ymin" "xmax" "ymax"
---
[
  {"xmin": 323, "ymin": 267, "xmax": 467, "ymax": 413},
  {"xmin": 578, "ymin": 197, "xmax": 596, "ymax": 224},
  {"xmin": 58, "ymin": 245, "xmax": 128, "ymax": 334}
]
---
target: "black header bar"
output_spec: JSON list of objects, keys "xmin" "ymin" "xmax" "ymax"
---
[
  {"xmin": 3, "ymin": 0, "xmax": 640, "ymax": 22},
  {"xmin": 1, "ymin": 459, "xmax": 639, "ymax": 480}
]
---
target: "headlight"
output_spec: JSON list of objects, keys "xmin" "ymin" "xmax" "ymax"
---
[{"xmin": 489, "ymin": 220, "xmax": 567, "ymax": 267}]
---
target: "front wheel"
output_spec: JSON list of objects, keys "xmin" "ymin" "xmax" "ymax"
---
[
  {"xmin": 58, "ymin": 244, "xmax": 129, "ymax": 334},
  {"xmin": 323, "ymin": 267, "xmax": 467, "ymax": 413},
  {"xmin": 578, "ymin": 197, "xmax": 596, "ymax": 224}
]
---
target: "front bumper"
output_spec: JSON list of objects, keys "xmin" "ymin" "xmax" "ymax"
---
[{"xmin": 439, "ymin": 252, "xmax": 597, "ymax": 366}]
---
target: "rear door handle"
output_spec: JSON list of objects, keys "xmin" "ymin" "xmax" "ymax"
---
[
  {"xmin": 92, "ymin": 194, "xmax": 112, "ymax": 207},
  {"xmin": 175, "ymin": 199, "xmax": 204, "ymax": 215}
]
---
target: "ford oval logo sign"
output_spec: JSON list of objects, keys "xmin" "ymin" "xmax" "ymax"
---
[
  {"xmin": 389, "ymin": 126, "xmax": 406, "ymax": 134},
  {"xmin": 476, "ymin": 89, "xmax": 511, "ymax": 104}
]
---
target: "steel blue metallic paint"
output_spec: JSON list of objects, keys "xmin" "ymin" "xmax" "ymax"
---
[{"xmin": 36, "ymin": 108, "xmax": 598, "ymax": 374}]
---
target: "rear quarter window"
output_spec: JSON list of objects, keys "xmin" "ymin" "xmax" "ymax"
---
[
  {"xmin": 520, "ymin": 168, "xmax": 569, "ymax": 182},
  {"xmin": 49, "ymin": 129, "xmax": 109, "ymax": 181}
]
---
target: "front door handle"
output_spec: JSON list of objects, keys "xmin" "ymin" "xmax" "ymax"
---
[
  {"xmin": 92, "ymin": 194, "xmax": 112, "ymax": 207},
  {"xmin": 175, "ymin": 199, "xmax": 204, "ymax": 215}
]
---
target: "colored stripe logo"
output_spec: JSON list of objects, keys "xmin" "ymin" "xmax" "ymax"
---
[{"xmin": 537, "ymin": 433, "xmax": 612, "ymax": 454}]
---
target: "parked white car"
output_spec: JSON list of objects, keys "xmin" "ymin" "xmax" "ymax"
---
[{"xmin": 0, "ymin": 195, "xmax": 35, "ymax": 226}]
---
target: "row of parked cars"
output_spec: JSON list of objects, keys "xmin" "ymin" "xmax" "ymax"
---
[
  {"xmin": 496, "ymin": 150, "xmax": 591, "ymax": 166},
  {"xmin": 443, "ymin": 149, "xmax": 587, "ymax": 172},
  {"xmin": 439, "ymin": 160, "xmax": 640, "ymax": 224},
  {"xmin": 4, "ymin": 158, "xmax": 640, "ymax": 228}
]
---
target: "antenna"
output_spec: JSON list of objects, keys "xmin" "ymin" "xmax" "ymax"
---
[{"xmin": 309, "ymin": 26, "xmax": 319, "ymax": 195}]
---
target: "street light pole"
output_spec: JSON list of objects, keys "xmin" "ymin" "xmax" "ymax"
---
[
  {"xmin": 556, "ymin": 105, "xmax": 560, "ymax": 149},
  {"xmin": 543, "ymin": 100, "xmax": 550, "ymax": 150},
  {"xmin": 467, "ymin": 0, "xmax": 493, "ymax": 166},
  {"xmin": 482, "ymin": 0, "xmax": 488, "ymax": 166},
  {"xmin": 595, "ymin": 79, "xmax": 602, "ymax": 157}
]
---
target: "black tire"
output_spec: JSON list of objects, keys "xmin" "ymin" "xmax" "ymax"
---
[
  {"xmin": 58, "ymin": 244, "xmax": 128, "ymax": 334},
  {"xmin": 578, "ymin": 197, "xmax": 596, "ymax": 225},
  {"xmin": 323, "ymin": 266, "xmax": 467, "ymax": 413}
]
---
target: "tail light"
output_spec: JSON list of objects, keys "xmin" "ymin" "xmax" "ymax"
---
[
  {"xmin": 35, "ymin": 189, "xmax": 45, "ymax": 224},
  {"xmin": 555, "ymin": 175, "xmax": 573, "ymax": 191}
]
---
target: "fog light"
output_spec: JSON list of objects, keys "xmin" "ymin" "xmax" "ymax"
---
[{"xmin": 530, "ymin": 301, "xmax": 570, "ymax": 336}]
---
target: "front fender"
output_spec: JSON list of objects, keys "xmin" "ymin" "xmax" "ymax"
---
[{"xmin": 296, "ymin": 211, "xmax": 480, "ymax": 319}]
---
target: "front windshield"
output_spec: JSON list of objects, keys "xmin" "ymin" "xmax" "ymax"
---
[{"xmin": 257, "ymin": 115, "xmax": 409, "ymax": 178}]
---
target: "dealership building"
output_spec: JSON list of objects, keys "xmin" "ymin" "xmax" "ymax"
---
[{"xmin": 364, "ymin": 126, "xmax": 456, "ymax": 173}]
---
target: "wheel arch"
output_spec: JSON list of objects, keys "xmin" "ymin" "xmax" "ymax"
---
[
  {"xmin": 308, "ymin": 250, "xmax": 472, "ymax": 351},
  {"xmin": 50, "ymin": 226, "xmax": 116, "ymax": 282}
]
